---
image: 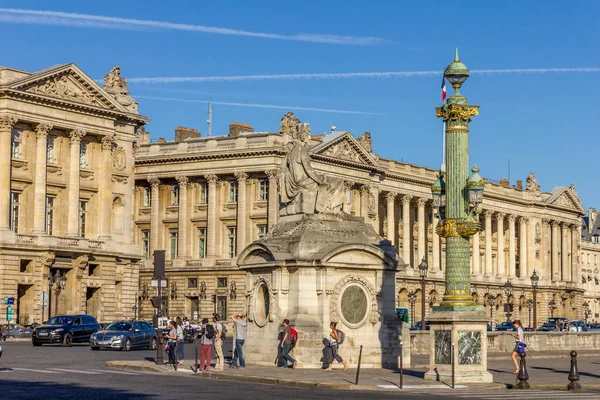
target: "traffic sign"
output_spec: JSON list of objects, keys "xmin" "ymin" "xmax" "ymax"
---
[
  {"xmin": 3, "ymin": 297, "xmax": 7, "ymax": 305},
  {"xmin": 7, "ymin": 305, "xmax": 12, "ymax": 322},
  {"xmin": 7, "ymin": 297, "xmax": 14, "ymax": 305}
]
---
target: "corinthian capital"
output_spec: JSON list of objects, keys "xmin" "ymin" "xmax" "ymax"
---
[
  {"xmin": 148, "ymin": 176, "xmax": 161, "ymax": 188},
  {"xmin": 265, "ymin": 169, "xmax": 278, "ymax": 182},
  {"xmin": 0, "ymin": 115, "xmax": 18, "ymax": 131},
  {"xmin": 416, "ymin": 197, "xmax": 427, "ymax": 207},
  {"xmin": 175, "ymin": 175, "xmax": 189, "ymax": 186},
  {"xmin": 401, "ymin": 194, "xmax": 413, "ymax": 205},
  {"xmin": 69, "ymin": 129, "xmax": 86, "ymax": 143},
  {"xmin": 518, "ymin": 216, "xmax": 529, "ymax": 225},
  {"xmin": 234, "ymin": 172, "xmax": 249, "ymax": 183},
  {"xmin": 483, "ymin": 209, "xmax": 494, "ymax": 219},
  {"xmin": 35, "ymin": 123, "xmax": 53, "ymax": 138},
  {"xmin": 204, "ymin": 174, "xmax": 219, "ymax": 185},
  {"xmin": 385, "ymin": 192, "xmax": 397, "ymax": 202}
]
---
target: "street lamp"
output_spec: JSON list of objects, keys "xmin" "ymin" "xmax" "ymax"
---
[
  {"xmin": 488, "ymin": 296, "xmax": 496, "ymax": 324},
  {"xmin": 408, "ymin": 291, "xmax": 417, "ymax": 327},
  {"xmin": 48, "ymin": 270, "xmax": 67, "ymax": 318},
  {"xmin": 549, "ymin": 300, "xmax": 557, "ymax": 318},
  {"xmin": 583, "ymin": 301, "xmax": 590, "ymax": 324},
  {"xmin": 525, "ymin": 299, "xmax": 533, "ymax": 330},
  {"xmin": 418, "ymin": 258, "xmax": 429, "ymax": 331},
  {"xmin": 530, "ymin": 270, "xmax": 539, "ymax": 330},
  {"xmin": 502, "ymin": 280, "xmax": 513, "ymax": 321}
]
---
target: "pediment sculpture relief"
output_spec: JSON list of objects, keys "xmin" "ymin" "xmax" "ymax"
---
[
  {"xmin": 26, "ymin": 73, "xmax": 106, "ymax": 108},
  {"xmin": 323, "ymin": 140, "xmax": 364, "ymax": 164},
  {"xmin": 103, "ymin": 66, "xmax": 138, "ymax": 113}
]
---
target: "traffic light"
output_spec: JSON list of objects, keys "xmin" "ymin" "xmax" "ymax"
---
[
  {"xmin": 211, "ymin": 294, "xmax": 216, "ymax": 304},
  {"xmin": 150, "ymin": 296, "xmax": 161, "ymax": 309},
  {"xmin": 153, "ymin": 250, "xmax": 166, "ymax": 279},
  {"xmin": 6, "ymin": 305, "xmax": 12, "ymax": 322}
]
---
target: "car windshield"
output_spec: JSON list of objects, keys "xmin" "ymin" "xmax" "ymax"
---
[
  {"xmin": 106, "ymin": 322, "xmax": 133, "ymax": 331},
  {"xmin": 500, "ymin": 322, "xmax": 512, "ymax": 326},
  {"xmin": 47, "ymin": 316, "xmax": 74, "ymax": 325}
]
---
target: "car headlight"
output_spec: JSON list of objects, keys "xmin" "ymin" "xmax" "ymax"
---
[
  {"xmin": 90, "ymin": 334, "xmax": 97, "ymax": 340},
  {"xmin": 52, "ymin": 328, "xmax": 64, "ymax": 333},
  {"xmin": 112, "ymin": 335, "xmax": 124, "ymax": 341}
]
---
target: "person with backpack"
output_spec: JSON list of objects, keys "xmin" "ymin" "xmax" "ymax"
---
[
  {"xmin": 199, "ymin": 317, "xmax": 215, "ymax": 371},
  {"xmin": 325, "ymin": 322, "xmax": 347, "ymax": 371},
  {"xmin": 213, "ymin": 313, "xmax": 226, "ymax": 371},
  {"xmin": 176, "ymin": 316, "xmax": 185, "ymax": 366},
  {"xmin": 280, "ymin": 319, "xmax": 297, "ymax": 369}
]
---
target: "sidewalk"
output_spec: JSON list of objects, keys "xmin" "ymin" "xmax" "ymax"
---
[{"xmin": 106, "ymin": 350, "xmax": 600, "ymax": 393}]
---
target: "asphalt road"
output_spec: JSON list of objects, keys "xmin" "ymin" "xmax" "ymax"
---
[{"xmin": 0, "ymin": 340, "xmax": 443, "ymax": 400}]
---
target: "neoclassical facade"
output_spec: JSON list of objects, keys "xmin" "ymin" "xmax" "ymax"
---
[
  {"xmin": 0, "ymin": 64, "xmax": 147, "ymax": 324},
  {"xmin": 134, "ymin": 115, "xmax": 589, "ymax": 327}
]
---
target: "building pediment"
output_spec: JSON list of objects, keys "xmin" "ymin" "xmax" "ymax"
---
[
  {"xmin": 7, "ymin": 64, "xmax": 127, "ymax": 113},
  {"xmin": 309, "ymin": 131, "xmax": 379, "ymax": 168},
  {"xmin": 546, "ymin": 186, "xmax": 585, "ymax": 213}
]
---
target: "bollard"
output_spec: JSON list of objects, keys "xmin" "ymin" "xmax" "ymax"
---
[
  {"xmin": 355, "ymin": 345, "xmax": 363, "ymax": 385},
  {"xmin": 399, "ymin": 340, "xmax": 403, "ymax": 389},
  {"xmin": 451, "ymin": 343, "xmax": 455, "ymax": 389},
  {"xmin": 173, "ymin": 342, "xmax": 178, "ymax": 371},
  {"xmin": 567, "ymin": 351, "xmax": 581, "ymax": 391},
  {"xmin": 516, "ymin": 351, "xmax": 530, "ymax": 389}
]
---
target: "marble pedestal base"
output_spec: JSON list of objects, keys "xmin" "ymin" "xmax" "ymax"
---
[{"xmin": 424, "ymin": 306, "xmax": 493, "ymax": 383}]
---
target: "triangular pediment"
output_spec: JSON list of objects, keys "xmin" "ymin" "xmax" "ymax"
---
[
  {"xmin": 546, "ymin": 186, "xmax": 585, "ymax": 213},
  {"xmin": 310, "ymin": 131, "xmax": 379, "ymax": 167},
  {"xmin": 7, "ymin": 64, "xmax": 126, "ymax": 112}
]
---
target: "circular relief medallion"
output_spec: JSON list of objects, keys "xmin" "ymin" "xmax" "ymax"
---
[
  {"xmin": 254, "ymin": 282, "xmax": 270, "ymax": 327},
  {"xmin": 340, "ymin": 284, "xmax": 369, "ymax": 327},
  {"xmin": 112, "ymin": 146, "xmax": 126, "ymax": 171}
]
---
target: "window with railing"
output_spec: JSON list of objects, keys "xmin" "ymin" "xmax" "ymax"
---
[
  {"xmin": 198, "ymin": 227, "xmax": 206, "ymax": 259},
  {"xmin": 79, "ymin": 200, "xmax": 88, "ymax": 237},
  {"xmin": 199, "ymin": 182, "xmax": 208, "ymax": 204},
  {"xmin": 46, "ymin": 136, "xmax": 57, "ymax": 163},
  {"xmin": 171, "ymin": 185, "xmax": 179, "ymax": 206},
  {"xmin": 79, "ymin": 142, "xmax": 89, "ymax": 169},
  {"xmin": 228, "ymin": 181, "xmax": 238, "ymax": 203},
  {"xmin": 10, "ymin": 191, "xmax": 21, "ymax": 233},
  {"xmin": 142, "ymin": 230, "xmax": 150, "ymax": 259},
  {"xmin": 142, "ymin": 187, "xmax": 151, "ymax": 207},
  {"xmin": 170, "ymin": 229, "xmax": 178, "ymax": 260},
  {"xmin": 46, "ymin": 195, "xmax": 55, "ymax": 235}
]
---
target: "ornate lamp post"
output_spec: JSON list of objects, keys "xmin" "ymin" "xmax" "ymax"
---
[
  {"xmin": 502, "ymin": 280, "xmax": 513, "ymax": 321},
  {"xmin": 418, "ymin": 258, "xmax": 429, "ymax": 330},
  {"xmin": 525, "ymin": 299, "xmax": 533, "ymax": 330},
  {"xmin": 408, "ymin": 291, "xmax": 417, "ymax": 326},
  {"xmin": 488, "ymin": 296, "xmax": 496, "ymax": 323},
  {"xmin": 48, "ymin": 270, "xmax": 67, "ymax": 318},
  {"xmin": 530, "ymin": 270, "xmax": 539, "ymax": 330},
  {"xmin": 582, "ymin": 302, "xmax": 590, "ymax": 324}
]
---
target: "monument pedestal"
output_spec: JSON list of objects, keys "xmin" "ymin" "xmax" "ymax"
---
[{"xmin": 424, "ymin": 306, "xmax": 493, "ymax": 383}]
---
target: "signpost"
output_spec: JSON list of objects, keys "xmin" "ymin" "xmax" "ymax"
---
[
  {"xmin": 3, "ymin": 297, "xmax": 8, "ymax": 305},
  {"xmin": 7, "ymin": 305, "xmax": 13, "ymax": 322},
  {"xmin": 151, "ymin": 250, "xmax": 166, "ymax": 366}
]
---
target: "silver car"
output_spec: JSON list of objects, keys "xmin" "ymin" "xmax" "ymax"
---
[{"xmin": 90, "ymin": 321, "xmax": 157, "ymax": 351}]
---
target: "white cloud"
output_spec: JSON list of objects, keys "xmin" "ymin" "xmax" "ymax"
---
[
  {"xmin": 0, "ymin": 8, "xmax": 387, "ymax": 45},
  {"xmin": 135, "ymin": 95, "xmax": 383, "ymax": 115}
]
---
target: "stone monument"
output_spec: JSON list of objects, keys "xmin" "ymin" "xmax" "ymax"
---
[{"xmin": 238, "ymin": 112, "xmax": 409, "ymax": 368}]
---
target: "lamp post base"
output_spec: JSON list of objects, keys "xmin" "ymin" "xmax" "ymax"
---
[{"xmin": 424, "ymin": 306, "xmax": 493, "ymax": 384}]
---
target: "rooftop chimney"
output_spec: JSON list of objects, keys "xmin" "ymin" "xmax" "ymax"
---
[
  {"xmin": 175, "ymin": 126, "xmax": 201, "ymax": 142},
  {"xmin": 590, "ymin": 208, "xmax": 598, "ymax": 233},
  {"xmin": 499, "ymin": 178, "xmax": 510, "ymax": 187},
  {"xmin": 229, "ymin": 122, "xmax": 253, "ymax": 137},
  {"xmin": 516, "ymin": 180, "xmax": 523, "ymax": 190}
]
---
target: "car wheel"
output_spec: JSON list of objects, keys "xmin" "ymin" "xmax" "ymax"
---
[
  {"xmin": 123, "ymin": 338, "xmax": 132, "ymax": 352},
  {"xmin": 91, "ymin": 346, "xmax": 100, "ymax": 351},
  {"xmin": 62, "ymin": 333, "xmax": 73, "ymax": 347},
  {"xmin": 149, "ymin": 337, "xmax": 157, "ymax": 350},
  {"xmin": 32, "ymin": 341, "xmax": 42, "ymax": 347}
]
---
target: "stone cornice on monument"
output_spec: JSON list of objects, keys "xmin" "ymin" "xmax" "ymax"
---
[{"xmin": 309, "ymin": 131, "xmax": 382, "ymax": 173}]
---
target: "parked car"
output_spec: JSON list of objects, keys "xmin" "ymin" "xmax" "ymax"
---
[
  {"xmin": 32, "ymin": 315, "xmax": 101, "ymax": 347},
  {"xmin": 495, "ymin": 321, "xmax": 517, "ymax": 331},
  {"xmin": 2, "ymin": 324, "xmax": 33, "ymax": 339},
  {"xmin": 90, "ymin": 320, "xmax": 157, "ymax": 351},
  {"xmin": 537, "ymin": 322, "xmax": 559, "ymax": 332},
  {"xmin": 410, "ymin": 321, "xmax": 430, "ymax": 331},
  {"xmin": 567, "ymin": 320, "xmax": 589, "ymax": 332},
  {"xmin": 588, "ymin": 323, "xmax": 600, "ymax": 331},
  {"xmin": 486, "ymin": 324, "xmax": 493, "ymax": 332}
]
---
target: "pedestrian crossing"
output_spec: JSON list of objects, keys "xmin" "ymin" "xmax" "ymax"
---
[{"xmin": 429, "ymin": 389, "xmax": 600, "ymax": 399}]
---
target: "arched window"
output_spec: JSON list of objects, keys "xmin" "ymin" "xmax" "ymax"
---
[{"xmin": 112, "ymin": 197, "xmax": 124, "ymax": 235}]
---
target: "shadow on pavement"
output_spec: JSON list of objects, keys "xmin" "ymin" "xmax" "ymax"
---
[
  {"xmin": 531, "ymin": 366, "xmax": 600, "ymax": 379},
  {"xmin": 0, "ymin": 379, "xmax": 153, "ymax": 400}
]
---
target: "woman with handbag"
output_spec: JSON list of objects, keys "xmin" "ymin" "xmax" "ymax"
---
[
  {"xmin": 164, "ymin": 320, "xmax": 178, "ymax": 367},
  {"xmin": 511, "ymin": 319, "xmax": 525, "ymax": 374}
]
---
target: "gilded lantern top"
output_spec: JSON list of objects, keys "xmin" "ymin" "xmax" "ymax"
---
[
  {"xmin": 466, "ymin": 164, "xmax": 484, "ymax": 189},
  {"xmin": 444, "ymin": 48, "xmax": 469, "ymax": 86}
]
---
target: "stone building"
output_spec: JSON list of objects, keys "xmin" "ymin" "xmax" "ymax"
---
[
  {"xmin": 134, "ymin": 113, "xmax": 588, "ymax": 328},
  {"xmin": 581, "ymin": 208, "xmax": 600, "ymax": 322},
  {"xmin": 0, "ymin": 64, "xmax": 147, "ymax": 324}
]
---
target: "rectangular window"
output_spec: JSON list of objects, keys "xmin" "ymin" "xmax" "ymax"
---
[
  {"xmin": 78, "ymin": 200, "xmax": 88, "ymax": 237},
  {"xmin": 227, "ymin": 226, "xmax": 237, "ymax": 258},
  {"xmin": 199, "ymin": 182, "xmax": 208, "ymax": 204},
  {"xmin": 171, "ymin": 185, "xmax": 179, "ymax": 206},
  {"xmin": 143, "ymin": 187, "xmax": 151, "ymax": 207},
  {"xmin": 198, "ymin": 227, "xmax": 206, "ymax": 259},
  {"xmin": 46, "ymin": 195, "xmax": 55, "ymax": 235},
  {"xmin": 79, "ymin": 142, "xmax": 88, "ymax": 169},
  {"xmin": 217, "ymin": 277, "xmax": 228, "ymax": 288},
  {"xmin": 10, "ymin": 191, "xmax": 20, "ymax": 233},
  {"xmin": 46, "ymin": 136, "xmax": 57, "ymax": 163},
  {"xmin": 257, "ymin": 224, "xmax": 267, "ymax": 239},
  {"xmin": 170, "ymin": 229, "xmax": 178, "ymax": 260},
  {"xmin": 188, "ymin": 278, "xmax": 198, "ymax": 289},
  {"xmin": 11, "ymin": 129, "xmax": 22, "ymax": 158},
  {"xmin": 228, "ymin": 181, "xmax": 238, "ymax": 203},
  {"xmin": 217, "ymin": 296, "xmax": 227, "ymax": 321},
  {"xmin": 142, "ymin": 230, "xmax": 150, "ymax": 259},
  {"xmin": 258, "ymin": 179, "xmax": 268, "ymax": 201}
]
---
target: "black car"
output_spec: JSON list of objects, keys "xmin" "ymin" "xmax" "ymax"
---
[
  {"xmin": 32, "ymin": 315, "xmax": 101, "ymax": 347},
  {"xmin": 410, "ymin": 321, "xmax": 430, "ymax": 331},
  {"xmin": 495, "ymin": 321, "xmax": 517, "ymax": 331},
  {"xmin": 90, "ymin": 321, "xmax": 157, "ymax": 351}
]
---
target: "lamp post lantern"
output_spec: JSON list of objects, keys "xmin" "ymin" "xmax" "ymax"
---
[
  {"xmin": 488, "ymin": 296, "xmax": 496, "ymax": 323},
  {"xmin": 502, "ymin": 280, "xmax": 513, "ymax": 321},
  {"xmin": 525, "ymin": 299, "xmax": 533, "ymax": 330},
  {"xmin": 418, "ymin": 258, "xmax": 429, "ymax": 330},
  {"xmin": 530, "ymin": 270, "xmax": 539, "ymax": 330},
  {"xmin": 408, "ymin": 291, "xmax": 417, "ymax": 326}
]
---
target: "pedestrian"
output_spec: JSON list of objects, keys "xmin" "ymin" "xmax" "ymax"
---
[
  {"xmin": 230, "ymin": 313, "xmax": 247, "ymax": 369},
  {"xmin": 199, "ymin": 317, "xmax": 215, "ymax": 371},
  {"xmin": 213, "ymin": 313, "xmax": 225, "ymax": 371},
  {"xmin": 280, "ymin": 319, "xmax": 297, "ymax": 369},
  {"xmin": 275, "ymin": 330, "xmax": 285, "ymax": 367},
  {"xmin": 164, "ymin": 320, "xmax": 178, "ymax": 366},
  {"xmin": 176, "ymin": 316, "xmax": 185, "ymax": 366},
  {"xmin": 325, "ymin": 322, "xmax": 347, "ymax": 371},
  {"xmin": 511, "ymin": 319, "xmax": 525, "ymax": 374}
]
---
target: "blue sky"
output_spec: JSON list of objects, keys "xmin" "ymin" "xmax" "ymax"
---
[{"xmin": 1, "ymin": 1, "xmax": 598, "ymax": 207}]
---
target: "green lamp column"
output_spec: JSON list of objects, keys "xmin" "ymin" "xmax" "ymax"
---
[{"xmin": 434, "ymin": 49, "xmax": 483, "ymax": 307}]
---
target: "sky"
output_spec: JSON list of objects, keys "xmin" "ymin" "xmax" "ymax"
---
[{"xmin": 0, "ymin": 1, "xmax": 598, "ymax": 208}]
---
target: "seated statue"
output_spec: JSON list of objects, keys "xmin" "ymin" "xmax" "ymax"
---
[{"xmin": 278, "ymin": 112, "xmax": 345, "ymax": 216}]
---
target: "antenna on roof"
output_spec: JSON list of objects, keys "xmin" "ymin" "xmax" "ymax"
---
[
  {"xmin": 330, "ymin": 125, "xmax": 337, "ymax": 134},
  {"xmin": 206, "ymin": 90, "xmax": 213, "ymax": 137}
]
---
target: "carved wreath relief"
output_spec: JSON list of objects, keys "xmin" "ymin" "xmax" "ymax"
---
[{"xmin": 330, "ymin": 275, "xmax": 379, "ymax": 328}]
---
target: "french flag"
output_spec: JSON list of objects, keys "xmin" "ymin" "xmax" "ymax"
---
[{"xmin": 441, "ymin": 76, "xmax": 447, "ymax": 101}]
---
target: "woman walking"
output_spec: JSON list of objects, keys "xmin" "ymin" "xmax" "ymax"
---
[
  {"xmin": 325, "ymin": 322, "xmax": 347, "ymax": 371},
  {"xmin": 176, "ymin": 316, "xmax": 185, "ymax": 366},
  {"xmin": 511, "ymin": 319, "xmax": 525, "ymax": 374},
  {"xmin": 165, "ymin": 320, "xmax": 178, "ymax": 367}
]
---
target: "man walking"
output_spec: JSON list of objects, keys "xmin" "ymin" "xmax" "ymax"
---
[
  {"xmin": 213, "ymin": 313, "xmax": 225, "ymax": 371},
  {"xmin": 230, "ymin": 313, "xmax": 247, "ymax": 369},
  {"xmin": 280, "ymin": 319, "xmax": 297, "ymax": 369}
]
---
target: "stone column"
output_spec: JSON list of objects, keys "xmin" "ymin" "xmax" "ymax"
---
[
  {"xmin": 519, "ymin": 217, "xmax": 528, "ymax": 279},
  {"xmin": 432, "ymin": 208, "xmax": 440, "ymax": 274},
  {"xmin": 551, "ymin": 221, "xmax": 560, "ymax": 282},
  {"xmin": 527, "ymin": 218, "xmax": 537, "ymax": 280},
  {"xmin": 176, "ymin": 175, "xmax": 189, "ymax": 259},
  {"xmin": 360, "ymin": 185, "xmax": 370, "ymax": 219},
  {"xmin": 67, "ymin": 129, "xmax": 86, "ymax": 236},
  {"xmin": 266, "ymin": 170, "xmax": 278, "ymax": 228},
  {"xmin": 561, "ymin": 223, "xmax": 569, "ymax": 282},
  {"xmin": 571, "ymin": 224, "xmax": 580, "ymax": 285},
  {"xmin": 0, "ymin": 116, "xmax": 17, "ymax": 230},
  {"xmin": 417, "ymin": 198, "xmax": 426, "ymax": 262},
  {"xmin": 541, "ymin": 219, "xmax": 550, "ymax": 282},
  {"xmin": 32, "ymin": 123, "xmax": 53, "ymax": 234},
  {"xmin": 98, "ymin": 135, "xmax": 115, "ymax": 239},
  {"xmin": 235, "ymin": 172, "xmax": 248, "ymax": 255},
  {"xmin": 472, "ymin": 216, "xmax": 480, "ymax": 276},
  {"xmin": 508, "ymin": 215, "xmax": 516, "ymax": 279},
  {"xmin": 148, "ymin": 177, "xmax": 161, "ymax": 253},
  {"xmin": 484, "ymin": 210, "xmax": 493, "ymax": 277},
  {"xmin": 496, "ymin": 213, "xmax": 505, "ymax": 278},
  {"xmin": 385, "ymin": 192, "xmax": 396, "ymax": 244},
  {"xmin": 205, "ymin": 174, "xmax": 219, "ymax": 257},
  {"xmin": 342, "ymin": 181, "xmax": 353, "ymax": 214},
  {"xmin": 401, "ymin": 195, "xmax": 413, "ymax": 270}
]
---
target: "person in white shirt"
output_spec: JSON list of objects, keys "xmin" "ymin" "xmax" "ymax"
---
[
  {"xmin": 213, "ymin": 313, "xmax": 225, "ymax": 371},
  {"xmin": 511, "ymin": 319, "xmax": 524, "ymax": 374}
]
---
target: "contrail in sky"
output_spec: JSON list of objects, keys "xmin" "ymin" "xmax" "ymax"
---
[
  {"xmin": 126, "ymin": 68, "xmax": 600, "ymax": 84},
  {"xmin": 135, "ymin": 96, "xmax": 383, "ymax": 115},
  {"xmin": 0, "ymin": 8, "xmax": 387, "ymax": 45}
]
